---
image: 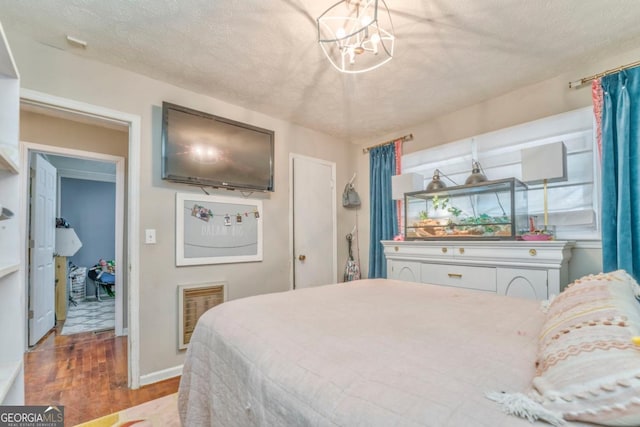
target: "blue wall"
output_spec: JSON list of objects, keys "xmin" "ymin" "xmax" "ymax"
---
[{"xmin": 60, "ymin": 178, "xmax": 116, "ymax": 273}]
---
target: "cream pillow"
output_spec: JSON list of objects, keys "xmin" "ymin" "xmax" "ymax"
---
[{"xmin": 532, "ymin": 270, "xmax": 640, "ymax": 425}]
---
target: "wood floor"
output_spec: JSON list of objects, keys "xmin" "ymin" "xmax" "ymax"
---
[{"xmin": 24, "ymin": 323, "xmax": 180, "ymax": 426}]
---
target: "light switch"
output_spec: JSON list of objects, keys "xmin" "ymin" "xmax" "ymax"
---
[{"xmin": 145, "ymin": 229, "xmax": 156, "ymax": 244}]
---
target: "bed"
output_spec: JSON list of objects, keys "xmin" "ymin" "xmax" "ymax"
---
[{"xmin": 178, "ymin": 273, "xmax": 640, "ymax": 427}]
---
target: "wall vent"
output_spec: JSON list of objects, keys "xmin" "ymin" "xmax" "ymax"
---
[{"xmin": 178, "ymin": 282, "xmax": 227, "ymax": 349}]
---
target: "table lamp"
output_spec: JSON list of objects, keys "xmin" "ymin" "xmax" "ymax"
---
[
  {"xmin": 55, "ymin": 227, "xmax": 83, "ymax": 257},
  {"xmin": 521, "ymin": 141, "xmax": 567, "ymax": 234},
  {"xmin": 54, "ymin": 227, "xmax": 83, "ymax": 315},
  {"xmin": 391, "ymin": 173, "xmax": 423, "ymax": 200},
  {"xmin": 391, "ymin": 173, "xmax": 424, "ymax": 239}
]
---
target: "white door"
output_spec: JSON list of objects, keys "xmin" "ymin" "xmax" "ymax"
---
[
  {"xmin": 29, "ymin": 154, "xmax": 57, "ymax": 346},
  {"xmin": 292, "ymin": 155, "xmax": 336, "ymax": 289}
]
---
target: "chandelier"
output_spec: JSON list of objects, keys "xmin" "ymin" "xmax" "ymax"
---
[{"xmin": 317, "ymin": 0, "xmax": 395, "ymax": 74}]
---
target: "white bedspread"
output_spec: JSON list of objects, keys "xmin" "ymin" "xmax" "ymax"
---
[{"xmin": 178, "ymin": 279, "xmax": 587, "ymax": 426}]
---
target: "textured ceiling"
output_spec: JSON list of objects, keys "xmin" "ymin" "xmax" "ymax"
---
[{"xmin": 2, "ymin": 0, "xmax": 640, "ymax": 141}]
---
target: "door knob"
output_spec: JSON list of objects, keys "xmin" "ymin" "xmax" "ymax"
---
[{"xmin": 298, "ymin": 254, "xmax": 306, "ymax": 261}]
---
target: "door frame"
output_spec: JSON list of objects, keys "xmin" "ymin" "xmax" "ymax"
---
[
  {"xmin": 24, "ymin": 143, "xmax": 125, "ymax": 336},
  {"xmin": 19, "ymin": 88, "xmax": 143, "ymax": 389},
  {"xmin": 288, "ymin": 153, "xmax": 337, "ymax": 290}
]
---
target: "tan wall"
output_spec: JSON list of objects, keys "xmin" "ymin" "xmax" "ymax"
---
[
  {"xmin": 20, "ymin": 110, "xmax": 128, "ymax": 157},
  {"xmin": 8, "ymin": 31, "xmax": 354, "ymax": 377},
  {"xmin": 353, "ymin": 47, "xmax": 640, "ymax": 281}
]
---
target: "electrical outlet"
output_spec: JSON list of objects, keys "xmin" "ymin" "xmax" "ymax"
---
[{"xmin": 145, "ymin": 229, "xmax": 156, "ymax": 244}]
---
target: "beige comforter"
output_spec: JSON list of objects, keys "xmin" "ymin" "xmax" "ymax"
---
[{"xmin": 178, "ymin": 279, "xmax": 586, "ymax": 426}]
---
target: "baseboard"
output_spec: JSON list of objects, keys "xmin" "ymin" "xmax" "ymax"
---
[{"xmin": 139, "ymin": 364, "xmax": 183, "ymax": 387}]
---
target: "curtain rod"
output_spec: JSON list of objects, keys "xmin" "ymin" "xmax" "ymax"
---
[
  {"xmin": 569, "ymin": 59, "xmax": 640, "ymax": 89},
  {"xmin": 362, "ymin": 133, "xmax": 413, "ymax": 154}
]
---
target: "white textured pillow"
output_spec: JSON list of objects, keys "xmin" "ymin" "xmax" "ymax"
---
[{"xmin": 532, "ymin": 270, "xmax": 640, "ymax": 425}]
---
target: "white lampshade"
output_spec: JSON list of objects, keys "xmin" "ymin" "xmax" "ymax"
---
[
  {"xmin": 392, "ymin": 173, "xmax": 423, "ymax": 200},
  {"xmin": 521, "ymin": 141, "xmax": 568, "ymax": 230},
  {"xmin": 521, "ymin": 141, "xmax": 567, "ymax": 184},
  {"xmin": 55, "ymin": 228, "xmax": 83, "ymax": 256}
]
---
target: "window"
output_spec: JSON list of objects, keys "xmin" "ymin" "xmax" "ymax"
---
[{"xmin": 403, "ymin": 107, "xmax": 600, "ymax": 240}]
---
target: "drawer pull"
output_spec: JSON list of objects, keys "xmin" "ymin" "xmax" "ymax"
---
[
  {"xmin": 529, "ymin": 249, "xmax": 537, "ymax": 256},
  {"xmin": 459, "ymin": 248, "xmax": 465, "ymax": 254},
  {"xmin": 441, "ymin": 247, "xmax": 448, "ymax": 254},
  {"xmin": 394, "ymin": 246, "xmax": 399, "ymax": 252},
  {"xmin": 448, "ymin": 273, "xmax": 463, "ymax": 279}
]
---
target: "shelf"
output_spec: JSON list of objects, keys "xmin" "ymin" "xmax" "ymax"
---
[
  {"xmin": 0, "ymin": 263, "xmax": 19, "ymax": 280},
  {"xmin": 0, "ymin": 359, "xmax": 22, "ymax": 403},
  {"xmin": 0, "ymin": 145, "xmax": 19, "ymax": 174}
]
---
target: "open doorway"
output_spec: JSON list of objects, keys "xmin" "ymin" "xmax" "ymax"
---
[
  {"xmin": 29, "ymin": 152, "xmax": 121, "ymax": 338},
  {"xmin": 19, "ymin": 89, "xmax": 142, "ymax": 388},
  {"xmin": 22, "ymin": 118, "xmax": 126, "ymax": 347}
]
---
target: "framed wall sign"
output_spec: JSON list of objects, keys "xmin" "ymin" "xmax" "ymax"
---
[{"xmin": 176, "ymin": 192, "xmax": 263, "ymax": 266}]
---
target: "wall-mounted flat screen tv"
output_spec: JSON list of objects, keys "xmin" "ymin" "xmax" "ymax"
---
[{"xmin": 161, "ymin": 102, "xmax": 275, "ymax": 192}]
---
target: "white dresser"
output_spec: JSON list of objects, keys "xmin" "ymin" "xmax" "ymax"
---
[{"xmin": 382, "ymin": 240, "xmax": 574, "ymax": 300}]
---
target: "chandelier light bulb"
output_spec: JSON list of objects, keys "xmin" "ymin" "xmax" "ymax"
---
[
  {"xmin": 371, "ymin": 33, "xmax": 380, "ymax": 54},
  {"xmin": 317, "ymin": 0, "xmax": 395, "ymax": 73},
  {"xmin": 348, "ymin": 47, "xmax": 356, "ymax": 64}
]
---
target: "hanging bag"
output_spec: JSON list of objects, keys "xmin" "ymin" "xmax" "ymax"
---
[{"xmin": 342, "ymin": 182, "xmax": 361, "ymax": 208}]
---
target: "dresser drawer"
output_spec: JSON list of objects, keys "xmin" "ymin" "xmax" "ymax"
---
[{"xmin": 420, "ymin": 263, "xmax": 497, "ymax": 292}]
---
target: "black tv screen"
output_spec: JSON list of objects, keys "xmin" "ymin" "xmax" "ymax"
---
[{"xmin": 161, "ymin": 102, "xmax": 275, "ymax": 191}]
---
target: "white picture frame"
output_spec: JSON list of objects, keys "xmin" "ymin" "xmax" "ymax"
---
[{"xmin": 176, "ymin": 192, "xmax": 263, "ymax": 266}]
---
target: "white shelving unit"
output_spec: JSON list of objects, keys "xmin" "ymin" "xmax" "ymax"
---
[
  {"xmin": 0, "ymin": 20, "xmax": 24, "ymax": 405},
  {"xmin": 0, "ymin": 262, "xmax": 19, "ymax": 280},
  {"xmin": 1, "ymin": 204, "xmax": 14, "ymax": 220},
  {"xmin": 0, "ymin": 360, "xmax": 23, "ymax": 403},
  {"xmin": 0, "ymin": 144, "xmax": 19, "ymax": 173}
]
